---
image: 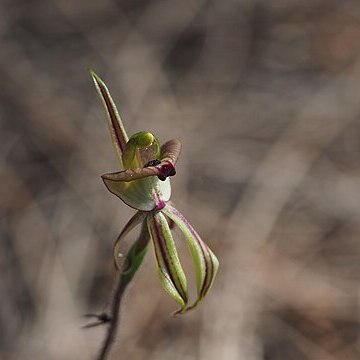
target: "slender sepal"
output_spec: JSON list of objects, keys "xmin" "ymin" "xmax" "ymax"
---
[
  {"xmin": 147, "ymin": 211, "xmax": 188, "ymax": 315},
  {"xmin": 91, "ymin": 71, "xmax": 129, "ymax": 164},
  {"xmin": 113, "ymin": 211, "xmax": 147, "ymax": 269},
  {"xmin": 162, "ymin": 204, "xmax": 219, "ymax": 311},
  {"xmin": 121, "ymin": 220, "xmax": 150, "ymax": 284}
]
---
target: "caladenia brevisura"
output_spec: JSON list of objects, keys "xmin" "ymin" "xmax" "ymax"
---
[{"xmin": 91, "ymin": 71, "xmax": 219, "ymax": 315}]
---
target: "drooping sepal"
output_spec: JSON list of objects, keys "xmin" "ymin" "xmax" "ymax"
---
[
  {"xmin": 91, "ymin": 71, "xmax": 129, "ymax": 165},
  {"xmin": 147, "ymin": 211, "xmax": 188, "ymax": 315},
  {"xmin": 113, "ymin": 211, "xmax": 147, "ymax": 269},
  {"xmin": 162, "ymin": 204, "xmax": 219, "ymax": 311},
  {"xmin": 120, "ymin": 220, "xmax": 150, "ymax": 284}
]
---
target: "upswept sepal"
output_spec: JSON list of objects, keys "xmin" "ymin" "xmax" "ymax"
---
[{"xmin": 91, "ymin": 71, "xmax": 128, "ymax": 165}]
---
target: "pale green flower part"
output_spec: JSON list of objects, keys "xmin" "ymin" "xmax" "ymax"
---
[{"xmin": 91, "ymin": 71, "xmax": 219, "ymax": 314}]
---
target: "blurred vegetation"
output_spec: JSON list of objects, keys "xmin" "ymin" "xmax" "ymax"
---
[{"xmin": 1, "ymin": 0, "xmax": 360, "ymax": 359}]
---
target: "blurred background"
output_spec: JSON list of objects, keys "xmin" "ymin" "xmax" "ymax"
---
[{"xmin": 1, "ymin": 0, "xmax": 360, "ymax": 359}]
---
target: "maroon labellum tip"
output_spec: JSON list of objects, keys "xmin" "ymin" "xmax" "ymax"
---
[{"xmin": 157, "ymin": 162, "xmax": 176, "ymax": 181}]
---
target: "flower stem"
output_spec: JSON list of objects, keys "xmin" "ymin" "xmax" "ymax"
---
[
  {"xmin": 96, "ymin": 221, "xmax": 150, "ymax": 360},
  {"xmin": 96, "ymin": 272, "xmax": 124, "ymax": 360}
]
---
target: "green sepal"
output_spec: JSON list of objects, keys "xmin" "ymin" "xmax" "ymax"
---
[
  {"xmin": 113, "ymin": 211, "xmax": 147, "ymax": 269},
  {"xmin": 147, "ymin": 211, "xmax": 188, "ymax": 315},
  {"xmin": 162, "ymin": 204, "xmax": 219, "ymax": 311},
  {"xmin": 120, "ymin": 221, "xmax": 150, "ymax": 284},
  {"xmin": 91, "ymin": 70, "xmax": 128, "ymax": 166}
]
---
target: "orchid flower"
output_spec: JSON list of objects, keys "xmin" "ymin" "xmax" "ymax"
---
[{"xmin": 91, "ymin": 72, "xmax": 218, "ymax": 315}]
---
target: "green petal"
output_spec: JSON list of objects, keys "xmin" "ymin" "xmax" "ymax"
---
[
  {"xmin": 102, "ymin": 176, "xmax": 171, "ymax": 211},
  {"xmin": 113, "ymin": 211, "xmax": 147, "ymax": 269},
  {"xmin": 162, "ymin": 205, "xmax": 219, "ymax": 311},
  {"xmin": 147, "ymin": 212, "xmax": 188, "ymax": 315},
  {"xmin": 90, "ymin": 71, "xmax": 129, "ymax": 165}
]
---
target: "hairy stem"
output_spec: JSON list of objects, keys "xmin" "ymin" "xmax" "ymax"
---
[{"xmin": 97, "ymin": 221, "xmax": 149, "ymax": 360}]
